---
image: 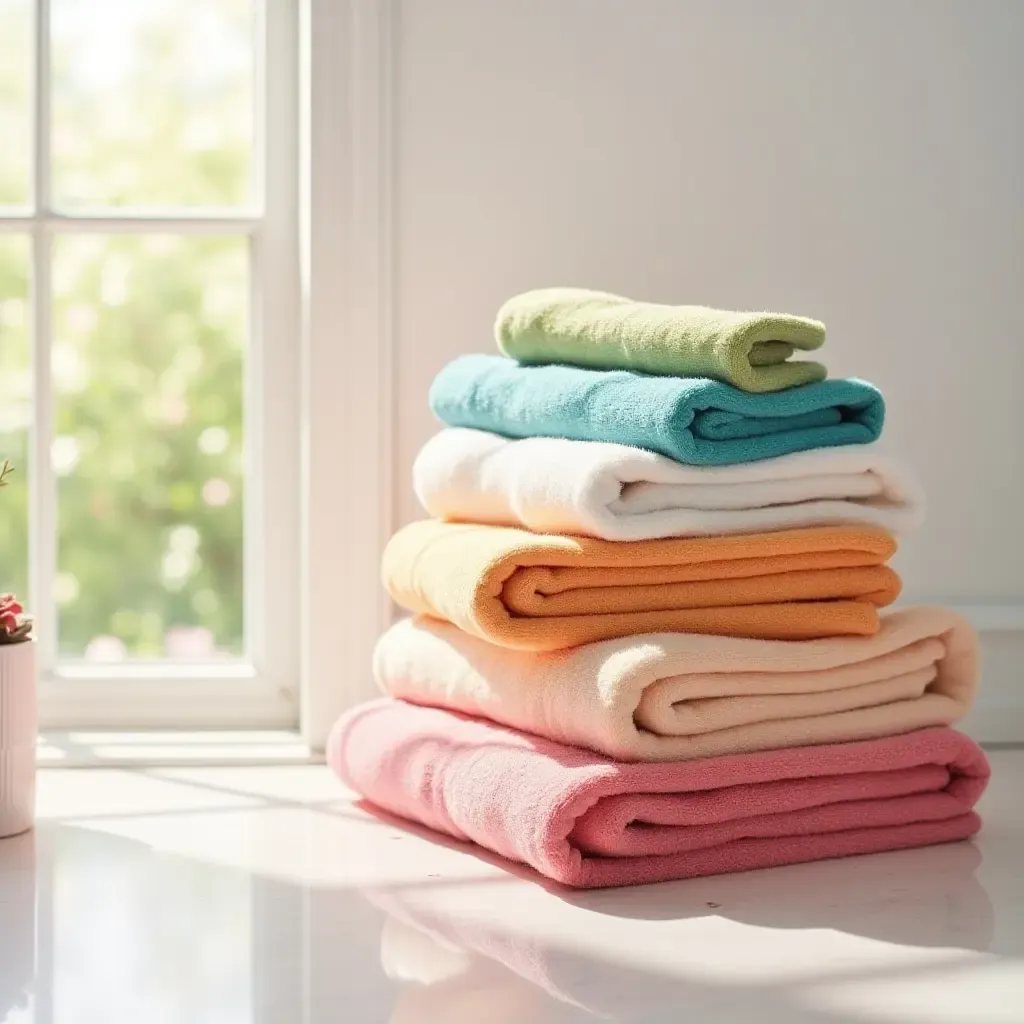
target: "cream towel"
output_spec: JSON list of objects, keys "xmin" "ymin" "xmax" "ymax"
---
[
  {"xmin": 374, "ymin": 607, "xmax": 976, "ymax": 762},
  {"xmin": 414, "ymin": 429, "xmax": 924, "ymax": 541}
]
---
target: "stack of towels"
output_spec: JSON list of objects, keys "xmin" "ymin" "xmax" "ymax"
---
[{"xmin": 328, "ymin": 288, "xmax": 990, "ymax": 889}]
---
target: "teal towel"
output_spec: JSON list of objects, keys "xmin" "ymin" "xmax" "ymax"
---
[{"xmin": 429, "ymin": 355, "xmax": 884, "ymax": 466}]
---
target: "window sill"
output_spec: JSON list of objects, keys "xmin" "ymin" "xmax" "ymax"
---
[
  {"xmin": 37, "ymin": 730, "xmax": 322, "ymax": 768},
  {"xmin": 39, "ymin": 675, "xmax": 297, "ymax": 732}
]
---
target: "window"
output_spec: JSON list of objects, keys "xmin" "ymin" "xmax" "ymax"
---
[{"xmin": 0, "ymin": 0, "xmax": 299, "ymax": 729}]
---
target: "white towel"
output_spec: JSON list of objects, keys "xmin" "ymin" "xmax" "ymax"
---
[{"xmin": 413, "ymin": 428, "xmax": 925, "ymax": 540}]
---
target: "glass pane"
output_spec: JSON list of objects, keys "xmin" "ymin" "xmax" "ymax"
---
[
  {"xmin": 52, "ymin": 235, "xmax": 247, "ymax": 661},
  {"xmin": 0, "ymin": 236, "xmax": 30, "ymax": 602},
  {"xmin": 0, "ymin": 0, "xmax": 31, "ymax": 205},
  {"xmin": 52, "ymin": 0, "xmax": 255, "ymax": 208}
]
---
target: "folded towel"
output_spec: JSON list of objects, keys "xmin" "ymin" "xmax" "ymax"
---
[
  {"xmin": 375, "ymin": 607, "xmax": 977, "ymax": 761},
  {"xmin": 496, "ymin": 287, "xmax": 827, "ymax": 392},
  {"xmin": 382, "ymin": 519, "xmax": 901, "ymax": 649},
  {"xmin": 329, "ymin": 701, "xmax": 989, "ymax": 888},
  {"xmin": 415, "ymin": 428, "xmax": 925, "ymax": 541},
  {"xmin": 430, "ymin": 355, "xmax": 883, "ymax": 466}
]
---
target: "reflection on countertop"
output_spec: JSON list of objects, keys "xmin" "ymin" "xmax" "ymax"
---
[
  {"xmin": 0, "ymin": 831, "xmax": 34, "ymax": 1023},
  {"xmin": 366, "ymin": 839, "xmax": 997, "ymax": 1023}
]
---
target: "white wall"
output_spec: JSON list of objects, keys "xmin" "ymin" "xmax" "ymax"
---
[{"xmin": 388, "ymin": 0, "xmax": 1024, "ymax": 738}]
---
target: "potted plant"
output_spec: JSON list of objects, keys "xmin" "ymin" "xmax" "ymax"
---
[{"xmin": 1, "ymin": 459, "xmax": 36, "ymax": 838}]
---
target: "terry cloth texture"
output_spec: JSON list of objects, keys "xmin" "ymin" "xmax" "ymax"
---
[
  {"xmin": 429, "ymin": 355, "xmax": 884, "ymax": 466},
  {"xmin": 329, "ymin": 701, "xmax": 988, "ymax": 889},
  {"xmin": 381, "ymin": 519, "xmax": 901, "ymax": 649},
  {"xmin": 414, "ymin": 428, "xmax": 925, "ymax": 540},
  {"xmin": 374, "ymin": 607, "xmax": 977, "ymax": 761},
  {"xmin": 496, "ymin": 287, "xmax": 827, "ymax": 392}
]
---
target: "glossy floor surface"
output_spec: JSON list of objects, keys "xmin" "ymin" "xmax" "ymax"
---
[{"xmin": 1, "ymin": 753, "xmax": 1023, "ymax": 1023}]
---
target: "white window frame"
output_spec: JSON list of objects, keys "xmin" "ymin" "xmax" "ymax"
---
[
  {"xmin": 299, "ymin": 0, "xmax": 396, "ymax": 749},
  {"xmin": 0, "ymin": 0, "xmax": 302, "ymax": 731},
  {"xmin": 3, "ymin": 0, "xmax": 396, "ymax": 748}
]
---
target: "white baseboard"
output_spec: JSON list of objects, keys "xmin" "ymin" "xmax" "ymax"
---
[{"xmin": 959, "ymin": 707, "xmax": 1024, "ymax": 746}]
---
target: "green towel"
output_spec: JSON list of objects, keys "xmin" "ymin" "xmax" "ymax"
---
[
  {"xmin": 496, "ymin": 288, "xmax": 827, "ymax": 393},
  {"xmin": 429, "ymin": 355, "xmax": 883, "ymax": 466}
]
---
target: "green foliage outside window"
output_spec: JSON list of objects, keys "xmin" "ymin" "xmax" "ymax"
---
[{"xmin": 0, "ymin": 1, "xmax": 251, "ymax": 659}]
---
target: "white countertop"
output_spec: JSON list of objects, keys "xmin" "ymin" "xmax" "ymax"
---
[{"xmin": 2, "ymin": 751, "xmax": 1022, "ymax": 1023}]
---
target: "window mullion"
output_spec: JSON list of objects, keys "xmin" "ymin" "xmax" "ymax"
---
[
  {"xmin": 30, "ymin": 0, "xmax": 57, "ymax": 673},
  {"xmin": 252, "ymin": 0, "xmax": 268, "ymax": 214},
  {"xmin": 33, "ymin": 0, "xmax": 51, "ymax": 214},
  {"xmin": 3, "ymin": 214, "xmax": 261, "ymax": 232},
  {"xmin": 43, "ymin": 214, "xmax": 262, "ymax": 233},
  {"xmin": 29, "ymin": 226, "xmax": 57, "ymax": 674}
]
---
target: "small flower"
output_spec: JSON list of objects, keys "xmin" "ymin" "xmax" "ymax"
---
[
  {"xmin": 0, "ymin": 593, "xmax": 32, "ymax": 644},
  {"xmin": 0, "ymin": 594, "xmax": 23, "ymax": 632}
]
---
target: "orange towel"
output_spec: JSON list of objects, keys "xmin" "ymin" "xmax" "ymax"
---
[{"xmin": 381, "ymin": 520, "xmax": 901, "ymax": 650}]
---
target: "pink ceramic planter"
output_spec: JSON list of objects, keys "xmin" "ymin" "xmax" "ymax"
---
[{"xmin": 0, "ymin": 640, "xmax": 36, "ymax": 838}]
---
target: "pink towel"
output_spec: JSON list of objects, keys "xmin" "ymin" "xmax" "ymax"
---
[{"xmin": 328, "ymin": 699, "xmax": 988, "ymax": 889}]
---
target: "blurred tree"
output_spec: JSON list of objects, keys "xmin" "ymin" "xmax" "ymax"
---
[
  {"xmin": 0, "ymin": 0, "xmax": 31, "ymax": 205},
  {"xmin": 0, "ymin": 0, "xmax": 251, "ymax": 659}
]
